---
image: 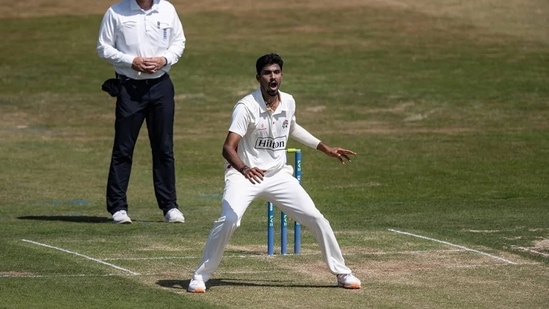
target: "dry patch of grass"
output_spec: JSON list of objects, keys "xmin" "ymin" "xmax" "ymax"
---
[
  {"xmin": 4, "ymin": 0, "xmax": 547, "ymax": 44},
  {"xmin": 0, "ymin": 271, "xmax": 37, "ymax": 277},
  {"xmin": 198, "ymin": 233, "xmax": 534, "ymax": 284},
  {"xmin": 1, "ymin": 0, "xmax": 373, "ymax": 18},
  {"xmin": 138, "ymin": 238, "xmax": 537, "ymax": 308},
  {"xmin": 511, "ymin": 238, "xmax": 549, "ymax": 258},
  {"xmin": 533, "ymin": 239, "xmax": 549, "ymax": 250},
  {"xmin": 388, "ymin": 0, "xmax": 549, "ymax": 43}
]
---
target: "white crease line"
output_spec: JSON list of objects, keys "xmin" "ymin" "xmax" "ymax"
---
[
  {"xmin": 21, "ymin": 239, "xmax": 140, "ymax": 275},
  {"xmin": 443, "ymin": 262, "xmax": 539, "ymax": 269},
  {"xmin": 103, "ymin": 254, "xmax": 306, "ymax": 261},
  {"xmin": 0, "ymin": 273, "xmax": 131, "ymax": 278},
  {"xmin": 367, "ymin": 249, "xmax": 465, "ymax": 255},
  {"xmin": 103, "ymin": 256, "xmax": 200, "ymax": 261},
  {"xmin": 388, "ymin": 229, "xmax": 518, "ymax": 265},
  {"xmin": 0, "ymin": 271, "xmax": 268, "ymax": 279},
  {"xmin": 102, "ymin": 249, "xmax": 465, "ymax": 261}
]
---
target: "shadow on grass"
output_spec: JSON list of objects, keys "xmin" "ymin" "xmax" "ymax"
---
[
  {"xmin": 225, "ymin": 249, "xmax": 267, "ymax": 256},
  {"xmin": 157, "ymin": 278, "xmax": 334, "ymax": 290},
  {"xmin": 17, "ymin": 215, "xmax": 111, "ymax": 223}
]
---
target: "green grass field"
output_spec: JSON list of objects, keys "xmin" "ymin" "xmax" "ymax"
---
[{"xmin": 0, "ymin": 1, "xmax": 548, "ymax": 308}]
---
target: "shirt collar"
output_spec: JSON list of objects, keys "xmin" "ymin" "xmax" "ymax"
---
[{"xmin": 130, "ymin": 0, "xmax": 160, "ymax": 12}]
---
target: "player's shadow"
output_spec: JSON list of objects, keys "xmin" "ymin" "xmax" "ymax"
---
[
  {"xmin": 157, "ymin": 278, "xmax": 334, "ymax": 290},
  {"xmin": 18, "ymin": 215, "xmax": 111, "ymax": 223}
]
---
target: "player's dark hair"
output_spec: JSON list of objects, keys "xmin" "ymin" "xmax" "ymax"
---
[{"xmin": 256, "ymin": 53, "xmax": 284, "ymax": 75}]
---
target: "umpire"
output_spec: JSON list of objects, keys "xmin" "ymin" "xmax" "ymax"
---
[{"xmin": 97, "ymin": 0, "xmax": 186, "ymax": 224}]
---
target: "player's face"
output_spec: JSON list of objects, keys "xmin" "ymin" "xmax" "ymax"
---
[{"xmin": 257, "ymin": 64, "xmax": 283, "ymax": 97}]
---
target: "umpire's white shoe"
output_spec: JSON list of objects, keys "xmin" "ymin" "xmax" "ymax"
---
[
  {"xmin": 164, "ymin": 208, "xmax": 185, "ymax": 223},
  {"xmin": 112, "ymin": 210, "xmax": 132, "ymax": 224},
  {"xmin": 337, "ymin": 273, "xmax": 361, "ymax": 289},
  {"xmin": 187, "ymin": 277, "xmax": 206, "ymax": 293}
]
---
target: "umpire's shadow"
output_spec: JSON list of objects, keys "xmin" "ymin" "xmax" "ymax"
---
[{"xmin": 157, "ymin": 278, "xmax": 334, "ymax": 290}]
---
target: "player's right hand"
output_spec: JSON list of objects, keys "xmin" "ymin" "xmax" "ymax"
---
[{"xmin": 243, "ymin": 167, "xmax": 266, "ymax": 184}]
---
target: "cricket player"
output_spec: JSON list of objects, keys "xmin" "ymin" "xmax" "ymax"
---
[{"xmin": 187, "ymin": 53, "xmax": 361, "ymax": 293}]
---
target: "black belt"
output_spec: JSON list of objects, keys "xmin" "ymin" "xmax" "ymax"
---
[{"xmin": 116, "ymin": 73, "xmax": 169, "ymax": 85}]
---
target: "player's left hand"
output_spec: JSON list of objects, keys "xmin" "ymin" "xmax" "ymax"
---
[{"xmin": 326, "ymin": 147, "xmax": 356, "ymax": 164}]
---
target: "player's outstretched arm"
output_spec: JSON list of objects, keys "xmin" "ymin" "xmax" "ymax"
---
[
  {"xmin": 316, "ymin": 142, "xmax": 356, "ymax": 164},
  {"xmin": 289, "ymin": 123, "xmax": 356, "ymax": 163}
]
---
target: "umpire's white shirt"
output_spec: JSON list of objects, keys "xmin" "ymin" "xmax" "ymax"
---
[
  {"xmin": 227, "ymin": 88, "xmax": 297, "ymax": 177},
  {"xmin": 97, "ymin": 0, "xmax": 185, "ymax": 79}
]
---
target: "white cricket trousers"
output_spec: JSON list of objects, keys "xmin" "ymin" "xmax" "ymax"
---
[{"xmin": 192, "ymin": 165, "xmax": 352, "ymax": 282}]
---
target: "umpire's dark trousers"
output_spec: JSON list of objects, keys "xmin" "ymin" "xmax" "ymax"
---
[{"xmin": 106, "ymin": 73, "xmax": 179, "ymax": 215}]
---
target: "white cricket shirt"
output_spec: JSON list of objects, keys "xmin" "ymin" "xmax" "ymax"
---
[
  {"xmin": 227, "ymin": 88, "xmax": 297, "ymax": 177},
  {"xmin": 97, "ymin": 0, "xmax": 185, "ymax": 80}
]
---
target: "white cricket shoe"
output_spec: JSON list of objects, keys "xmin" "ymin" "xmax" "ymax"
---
[
  {"xmin": 164, "ymin": 208, "xmax": 185, "ymax": 223},
  {"xmin": 337, "ymin": 273, "xmax": 361, "ymax": 289},
  {"xmin": 112, "ymin": 210, "xmax": 132, "ymax": 224},
  {"xmin": 187, "ymin": 277, "xmax": 206, "ymax": 293}
]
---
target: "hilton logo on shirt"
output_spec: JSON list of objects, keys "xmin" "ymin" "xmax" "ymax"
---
[{"xmin": 255, "ymin": 136, "xmax": 286, "ymax": 150}]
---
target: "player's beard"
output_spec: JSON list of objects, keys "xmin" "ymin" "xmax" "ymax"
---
[{"xmin": 266, "ymin": 89, "xmax": 278, "ymax": 97}]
